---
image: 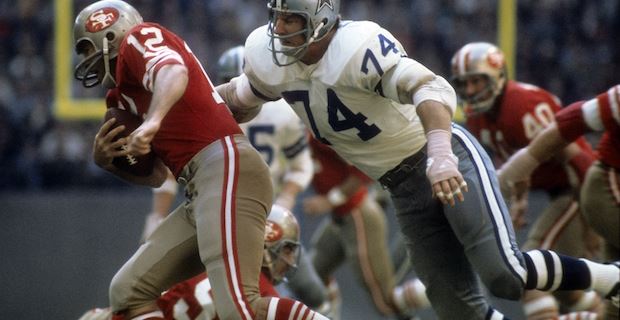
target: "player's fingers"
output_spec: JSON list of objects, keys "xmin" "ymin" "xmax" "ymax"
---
[
  {"xmin": 99, "ymin": 118, "xmax": 116, "ymax": 133},
  {"xmin": 448, "ymin": 178, "xmax": 465, "ymax": 203},
  {"xmin": 104, "ymin": 125, "xmax": 125, "ymax": 142},
  {"xmin": 434, "ymin": 180, "xmax": 452, "ymax": 205}
]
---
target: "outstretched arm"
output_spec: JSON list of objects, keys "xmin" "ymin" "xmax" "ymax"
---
[{"xmin": 216, "ymin": 74, "xmax": 266, "ymax": 123}]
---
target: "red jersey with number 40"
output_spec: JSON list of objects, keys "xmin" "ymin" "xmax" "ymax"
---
[
  {"xmin": 466, "ymin": 80, "xmax": 595, "ymax": 190},
  {"xmin": 107, "ymin": 22, "xmax": 242, "ymax": 176}
]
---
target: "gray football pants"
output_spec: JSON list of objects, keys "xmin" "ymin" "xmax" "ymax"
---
[{"xmin": 388, "ymin": 124, "xmax": 526, "ymax": 320}]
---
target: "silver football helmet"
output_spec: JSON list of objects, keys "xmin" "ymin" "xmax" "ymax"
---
[
  {"xmin": 267, "ymin": 0, "xmax": 340, "ymax": 66},
  {"xmin": 450, "ymin": 42, "xmax": 507, "ymax": 115},
  {"xmin": 216, "ymin": 45, "xmax": 244, "ymax": 84},
  {"xmin": 73, "ymin": 0, "xmax": 143, "ymax": 88},
  {"xmin": 262, "ymin": 204, "xmax": 301, "ymax": 284}
]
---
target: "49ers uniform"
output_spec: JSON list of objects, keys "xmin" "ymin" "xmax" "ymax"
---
[
  {"xmin": 556, "ymin": 85, "xmax": 620, "ymax": 319},
  {"xmin": 465, "ymin": 80, "xmax": 597, "ymax": 257},
  {"xmin": 156, "ymin": 273, "xmax": 278, "ymax": 320},
  {"xmin": 105, "ymin": 22, "xmax": 309, "ymax": 320},
  {"xmin": 556, "ymin": 85, "xmax": 620, "ymax": 260}
]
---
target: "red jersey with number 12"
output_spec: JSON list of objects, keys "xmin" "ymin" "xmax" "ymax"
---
[{"xmin": 106, "ymin": 22, "xmax": 241, "ymax": 176}]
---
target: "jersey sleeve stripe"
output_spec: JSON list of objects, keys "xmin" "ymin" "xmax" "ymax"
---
[
  {"xmin": 581, "ymin": 98, "xmax": 605, "ymax": 131},
  {"xmin": 249, "ymin": 82, "xmax": 280, "ymax": 102},
  {"xmin": 607, "ymin": 85, "xmax": 620, "ymax": 127},
  {"xmin": 143, "ymin": 49, "xmax": 184, "ymax": 91},
  {"xmin": 282, "ymin": 136, "xmax": 308, "ymax": 159}
]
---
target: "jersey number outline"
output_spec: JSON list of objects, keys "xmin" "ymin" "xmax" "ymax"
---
[
  {"xmin": 279, "ymin": 34, "xmax": 397, "ymax": 143},
  {"xmin": 247, "ymin": 125, "xmax": 275, "ymax": 165},
  {"xmin": 282, "ymin": 90, "xmax": 381, "ymax": 144},
  {"xmin": 126, "ymin": 26, "xmax": 224, "ymax": 104}
]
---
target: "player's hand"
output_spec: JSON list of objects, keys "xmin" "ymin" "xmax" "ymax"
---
[
  {"xmin": 303, "ymin": 195, "xmax": 332, "ymax": 216},
  {"xmin": 427, "ymin": 153, "xmax": 468, "ymax": 206},
  {"xmin": 127, "ymin": 119, "xmax": 160, "ymax": 155},
  {"xmin": 93, "ymin": 118, "xmax": 128, "ymax": 169}
]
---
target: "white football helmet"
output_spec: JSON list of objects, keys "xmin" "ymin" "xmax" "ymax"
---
[
  {"xmin": 267, "ymin": 0, "xmax": 340, "ymax": 66},
  {"xmin": 262, "ymin": 204, "xmax": 301, "ymax": 284},
  {"xmin": 73, "ymin": 0, "xmax": 143, "ymax": 88},
  {"xmin": 450, "ymin": 42, "xmax": 507, "ymax": 115},
  {"xmin": 216, "ymin": 45, "xmax": 244, "ymax": 84}
]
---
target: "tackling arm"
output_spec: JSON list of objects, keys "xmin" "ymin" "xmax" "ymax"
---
[{"xmin": 216, "ymin": 74, "xmax": 265, "ymax": 123}]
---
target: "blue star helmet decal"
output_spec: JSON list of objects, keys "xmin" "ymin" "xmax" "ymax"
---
[{"xmin": 316, "ymin": 0, "xmax": 334, "ymax": 14}]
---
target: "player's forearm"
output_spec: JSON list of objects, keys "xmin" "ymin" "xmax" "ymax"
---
[
  {"xmin": 526, "ymin": 122, "xmax": 570, "ymax": 164},
  {"xmin": 147, "ymin": 64, "xmax": 188, "ymax": 124},
  {"xmin": 416, "ymin": 100, "xmax": 453, "ymax": 133},
  {"xmin": 326, "ymin": 174, "xmax": 364, "ymax": 206},
  {"xmin": 283, "ymin": 149, "xmax": 314, "ymax": 189},
  {"xmin": 216, "ymin": 74, "xmax": 264, "ymax": 123},
  {"xmin": 275, "ymin": 181, "xmax": 304, "ymax": 210}
]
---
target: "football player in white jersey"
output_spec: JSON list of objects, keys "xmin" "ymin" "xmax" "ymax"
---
[{"xmin": 214, "ymin": 0, "xmax": 620, "ymax": 319}]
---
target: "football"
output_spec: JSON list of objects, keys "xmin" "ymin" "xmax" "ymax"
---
[{"xmin": 104, "ymin": 108, "xmax": 156, "ymax": 176}]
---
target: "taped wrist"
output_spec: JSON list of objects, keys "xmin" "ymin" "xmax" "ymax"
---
[{"xmin": 425, "ymin": 129, "xmax": 460, "ymax": 184}]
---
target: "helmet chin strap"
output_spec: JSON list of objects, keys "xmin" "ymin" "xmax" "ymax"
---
[{"xmin": 101, "ymin": 37, "xmax": 117, "ymax": 88}]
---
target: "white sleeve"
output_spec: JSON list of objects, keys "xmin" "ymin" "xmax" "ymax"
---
[
  {"xmin": 232, "ymin": 73, "xmax": 268, "ymax": 107},
  {"xmin": 381, "ymin": 58, "xmax": 457, "ymax": 116}
]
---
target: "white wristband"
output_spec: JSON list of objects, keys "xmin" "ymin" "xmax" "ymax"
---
[{"xmin": 326, "ymin": 188, "xmax": 347, "ymax": 206}]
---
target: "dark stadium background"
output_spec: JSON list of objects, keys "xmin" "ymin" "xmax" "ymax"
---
[{"xmin": 0, "ymin": 1, "xmax": 617, "ymax": 319}]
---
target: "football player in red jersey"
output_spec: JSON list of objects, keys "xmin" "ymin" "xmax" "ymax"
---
[
  {"xmin": 451, "ymin": 42, "xmax": 604, "ymax": 319},
  {"xmin": 78, "ymin": 205, "xmax": 309, "ymax": 320},
  {"xmin": 500, "ymin": 85, "xmax": 620, "ymax": 319},
  {"xmin": 303, "ymin": 134, "xmax": 430, "ymax": 319},
  {"xmin": 73, "ymin": 1, "xmax": 327, "ymax": 319},
  {"xmin": 155, "ymin": 205, "xmax": 303, "ymax": 320}
]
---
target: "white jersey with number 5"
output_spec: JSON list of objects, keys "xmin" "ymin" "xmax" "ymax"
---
[
  {"xmin": 243, "ymin": 20, "xmax": 441, "ymax": 179},
  {"xmin": 239, "ymin": 99, "xmax": 312, "ymax": 190}
]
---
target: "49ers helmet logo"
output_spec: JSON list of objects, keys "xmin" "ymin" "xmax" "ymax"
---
[
  {"xmin": 486, "ymin": 51, "xmax": 505, "ymax": 69},
  {"xmin": 85, "ymin": 8, "xmax": 119, "ymax": 33},
  {"xmin": 264, "ymin": 221, "xmax": 283, "ymax": 243}
]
